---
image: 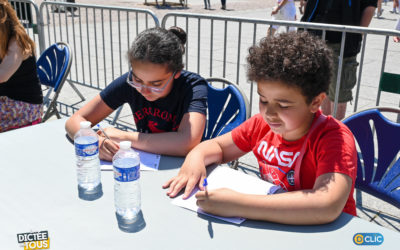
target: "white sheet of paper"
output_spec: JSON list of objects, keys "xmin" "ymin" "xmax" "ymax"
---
[
  {"xmin": 171, "ymin": 166, "xmax": 275, "ymax": 224},
  {"xmin": 100, "ymin": 148, "xmax": 161, "ymax": 171}
]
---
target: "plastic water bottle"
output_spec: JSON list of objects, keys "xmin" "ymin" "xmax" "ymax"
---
[
  {"xmin": 113, "ymin": 141, "xmax": 143, "ymax": 232},
  {"xmin": 74, "ymin": 121, "xmax": 102, "ymax": 200}
]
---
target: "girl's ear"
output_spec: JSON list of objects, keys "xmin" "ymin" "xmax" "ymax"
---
[{"xmin": 310, "ymin": 92, "xmax": 326, "ymax": 113}]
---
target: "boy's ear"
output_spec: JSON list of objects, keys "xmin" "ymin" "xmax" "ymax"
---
[
  {"xmin": 310, "ymin": 92, "xmax": 326, "ymax": 113},
  {"xmin": 174, "ymin": 70, "xmax": 182, "ymax": 79}
]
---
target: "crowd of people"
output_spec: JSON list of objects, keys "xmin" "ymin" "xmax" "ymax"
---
[{"xmin": 2, "ymin": 0, "xmax": 397, "ymax": 226}]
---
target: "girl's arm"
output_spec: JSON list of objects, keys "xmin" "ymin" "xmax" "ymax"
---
[
  {"xmin": 0, "ymin": 39, "xmax": 24, "ymax": 83},
  {"xmin": 100, "ymin": 111, "xmax": 206, "ymax": 157},
  {"xmin": 163, "ymin": 132, "xmax": 247, "ymax": 198},
  {"xmin": 195, "ymin": 172, "xmax": 353, "ymax": 225},
  {"xmin": 65, "ymin": 94, "xmax": 120, "ymax": 160},
  {"xmin": 66, "ymin": 94, "xmax": 207, "ymax": 159}
]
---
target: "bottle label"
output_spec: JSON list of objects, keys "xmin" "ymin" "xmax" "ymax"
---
[
  {"xmin": 75, "ymin": 142, "xmax": 99, "ymax": 157},
  {"xmin": 114, "ymin": 165, "xmax": 140, "ymax": 182}
]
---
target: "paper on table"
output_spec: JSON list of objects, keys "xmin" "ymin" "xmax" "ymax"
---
[
  {"xmin": 171, "ymin": 166, "xmax": 275, "ymax": 224},
  {"xmin": 100, "ymin": 148, "xmax": 161, "ymax": 171}
]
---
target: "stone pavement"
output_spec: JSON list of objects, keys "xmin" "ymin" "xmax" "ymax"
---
[{"xmin": 42, "ymin": 0, "xmax": 400, "ymax": 232}]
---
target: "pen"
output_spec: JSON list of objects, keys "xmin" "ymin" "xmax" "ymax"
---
[
  {"xmin": 96, "ymin": 124, "xmax": 111, "ymax": 140},
  {"xmin": 203, "ymin": 178, "xmax": 208, "ymax": 193}
]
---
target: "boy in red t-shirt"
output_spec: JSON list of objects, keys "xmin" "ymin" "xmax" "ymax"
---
[{"xmin": 163, "ymin": 32, "xmax": 357, "ymax": 225}]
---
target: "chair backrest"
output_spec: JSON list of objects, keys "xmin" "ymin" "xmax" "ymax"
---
[
  {"xmin": 342, "ymin": 107, "xmax": 400, "ymax": 208},
  {"xmin": 376, "ymin": 72, "xmax": 400, "ymax": 106},
  {"xmin": 37, "ymin": 42, "xmax": 72, "ymax": 93},
  {"xmin": 203, "ymin": 78, "xmax": 250, "ymax": 140}
]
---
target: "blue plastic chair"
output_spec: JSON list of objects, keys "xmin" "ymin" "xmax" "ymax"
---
[
  {"xmin": 203, "ymin": 78, "xmax": 250, "ymax": 140},
  {"xmin": 37, "ymin": 42, "xmax": 72, "ymax": 122},
  {"xmin": 342, "ymin": 107, "xmax": 400, "ymax": 208},
  {"xmin": 203, "ymin": 78, "xmax": 250, "ymax": 169}
]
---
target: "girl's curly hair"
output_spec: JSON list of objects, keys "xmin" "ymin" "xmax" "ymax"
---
[{"xmin": 247, "ymin": 31, "xmax": 333, "ymax": 104}]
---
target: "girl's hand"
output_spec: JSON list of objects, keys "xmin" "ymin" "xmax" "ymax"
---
[
  {"xmin": 98, "ymin": 127, "xmax": 128, "ymax": 141},
  {"xmin": 98, "ymin": 136, "xmax": 119, "ymax": 161},
  {"xmin": 195, "ymin": 188, "xmax": 243, "ymax": 217}
]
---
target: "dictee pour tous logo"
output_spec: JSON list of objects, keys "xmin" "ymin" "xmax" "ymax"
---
[
  {"xmin": 17, "ymin": 231, "xmax": 50, "ymax": 249},
  {"xmin": 353, "ymin": 233, "xmax": 384, "ymax": 246}
]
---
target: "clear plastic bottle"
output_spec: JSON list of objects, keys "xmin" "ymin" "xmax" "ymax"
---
[
  {"xmin": 74, "ymin": 121, "xmax": 102, "ymax": 200},
  {"xmin": 113, "ymin": 141, "xmax": 141, "ymax": 231}
]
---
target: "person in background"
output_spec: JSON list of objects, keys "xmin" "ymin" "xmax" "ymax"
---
[
  {"xmin": 376, "ymin": 0, "xmax": 384, "ymax": 18},
  {"xmin": 164, "ymin": 32, "xmax": 357, "ymax": 225},
  {"xmin": 65, "ymin": 27, "xmax": 208, "ymax": 161},
  {"xmin": 390, "ymin": 0, "xmax": 399, "ymax": 14},
  {"xmin": 267, "ymin": 0, "xmax": 297, "ymax": 37},
  {"xmin": 300, "ymin": 0, "xmax": 376, "ymax": 120},
  {"xmin": 204, "ymin": 0, "xmax": 211, "ymax": 9},
  {"xmin": 0, "ymin": 0, "xmax": 43, "ymax": 133},
  {"xmin": 221, "ymin": 0, "xmax": 226, "ymax": 10},
  {"xmin": 394, "ymin": 18, "xmax": 400, "ymax": 42}
]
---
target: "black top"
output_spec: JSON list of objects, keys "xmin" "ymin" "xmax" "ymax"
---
[
  {"xmin": 301, "ymin": 0, "xmax": 378, "ymax": 57},
  {"xmin": 100, "ymin": 70, "xmax": 208, "ymax": 133},
  {"xmin": 0, "ymin": 55, "xmax": 43, "ymax": 104}
]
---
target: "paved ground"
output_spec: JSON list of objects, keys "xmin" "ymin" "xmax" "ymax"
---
[{"xmin": 38, "ymin": 0, "xmax": 400, "ymax": 232}]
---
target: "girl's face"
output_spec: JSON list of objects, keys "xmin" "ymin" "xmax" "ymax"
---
[
  {"xmin": 257, "ymin": 80, "xmax": 325, "ymax": 141},
  {"xmin": 128, "ymin": 60, "xmax": 181, "ymax": 102}
]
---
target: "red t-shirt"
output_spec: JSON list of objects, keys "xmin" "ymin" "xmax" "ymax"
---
[{"xmin": 231, "ymin": 110, "xmax": 357, "ymax": 216}]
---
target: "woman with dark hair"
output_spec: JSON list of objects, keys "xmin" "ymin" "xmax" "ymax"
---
[
  {"xmin": 65, "ymin": 27, "xmax": 208, "ymax": 161},
  {"xmin": 0, "ymin": 0, "xmax": 43, "ymax": 132}
]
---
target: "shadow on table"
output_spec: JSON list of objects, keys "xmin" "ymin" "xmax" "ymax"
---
[
  {"xmin": 158, "ymin": 155, "xmax": 185, "ymax": 170},
  {"xmin": 197, "ymin": 212, "xmax": 353, "ymax": 234},
  {"xmin": 242, "ymin": 213, "xmax": 353, "ymax": 233}
]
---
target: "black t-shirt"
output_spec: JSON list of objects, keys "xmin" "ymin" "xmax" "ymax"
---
[
  {"xmin": 0, "ymin": 56, "xmax": 43, "ymax": 104},
  {"xmin": 301, "ymin": 0, "xmax": 377, "ymax": 57},
  {"xmin": 100, "ymin": 70, "xmax": 208, "ymax": 133}
]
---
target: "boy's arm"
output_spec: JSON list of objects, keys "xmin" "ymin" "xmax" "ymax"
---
[
  {"xmin": 163, "ymin": 132, "xmax": 246, "ymax": 199},
  {"xmin": 195, "ymin": 172, "xmax": 353, "ymax": 225}
]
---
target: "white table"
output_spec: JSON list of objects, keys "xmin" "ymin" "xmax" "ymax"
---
[{"xmin": 1, "ymin": 118, "xmax": 399, "ymax": 249}]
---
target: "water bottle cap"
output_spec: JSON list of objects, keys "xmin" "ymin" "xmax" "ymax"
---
[
  {"xmin": 120, "ymin": 141, "xmax": 132, "ymax": 149},
  {"xmin": 80, "ymin": 121, "xmax": 92, "ymax": 129}
]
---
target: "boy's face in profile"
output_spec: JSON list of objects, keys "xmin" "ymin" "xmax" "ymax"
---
[{"xmin": 257, "ymin": 80, "xmax": 323, "ymax": 141}]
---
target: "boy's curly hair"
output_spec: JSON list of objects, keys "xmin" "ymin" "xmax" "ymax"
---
[{"xmin": 247, "ymin": 32, "xmax": 333, "ymax": 104}]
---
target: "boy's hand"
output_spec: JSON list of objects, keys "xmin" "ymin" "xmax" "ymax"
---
[
  {"xmin": 195, "ymin": 188, "xmax": 242, "ymax": 217},
  {"xmin": 163, "ymin": 158, "xmax": 207, "ymax": 199}
]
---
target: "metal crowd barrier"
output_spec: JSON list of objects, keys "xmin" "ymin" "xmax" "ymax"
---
[
  {"xmin": 9, "ymin": 0, "xmax": 44, "ymax": 53},
  {"xmin": 9, "ymin": 1, "xmax": 400, "ymax": 121},
  {"xmin": 162, "ymin": 13, "xmax": 400, "ymax": 117},
  {"xmin": 39, "ymin": 1, "xmax": 159, "ymax": 91}
]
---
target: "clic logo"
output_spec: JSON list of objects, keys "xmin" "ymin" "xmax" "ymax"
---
[
  {"xmin": 17, "ymin": 231, "xmax": 50, "ymax": 249},
  {"xmin": 353, "ymin": 233, "xmax": 384, "ymax": 246}
]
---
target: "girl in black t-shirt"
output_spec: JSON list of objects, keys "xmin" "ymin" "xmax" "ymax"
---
[{"xmin": 65, "ymin": 27, "xmax": 208, "ymax": 161}]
